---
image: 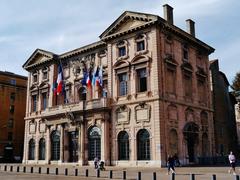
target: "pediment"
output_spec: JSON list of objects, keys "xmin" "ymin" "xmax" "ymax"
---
[
  {"xmin": 100, "ymin": 11, "xmax": 158, "ymax": 39},
  {"xmin": 23, "ymin": 49, "xmax": 57, "ymax": 70}
]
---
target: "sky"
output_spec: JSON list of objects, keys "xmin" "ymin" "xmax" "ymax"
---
[{"xmin": 0, "ymin": 0, "xmax": 239, "ymax": 83}]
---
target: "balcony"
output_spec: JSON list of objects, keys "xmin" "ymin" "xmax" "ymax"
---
[{"xmin": 39, "ymin": 98, "xmax": 111, "ymax": 118}]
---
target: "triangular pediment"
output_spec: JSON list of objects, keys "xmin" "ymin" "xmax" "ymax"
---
[
  {"xmin": 100, "ymin": 11, "xmax": 158, "ymax": 39},
  {"xmin": 23, "ymin": 49, "xmax": 57, "ymax": 70}
]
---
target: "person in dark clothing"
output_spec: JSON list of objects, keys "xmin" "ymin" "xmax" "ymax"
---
[
  {"xmin": 167, "ymin": 155, "xmax": 176, "ymax": 175},
  {"xmin": 173, "ymin": 154, "xmax": 181, "ymax": 167}
]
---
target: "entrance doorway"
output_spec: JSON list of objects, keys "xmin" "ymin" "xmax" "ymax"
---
[
  {"xmin": 183, "ymin": 122, "xmax": 199, "ymax": 163},
  {"xmin": 68, "ymin": 131, "xmax": 78, "ymax": 162}
]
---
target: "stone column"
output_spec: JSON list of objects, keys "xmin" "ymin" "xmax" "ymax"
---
[
  {"xmin": 60, "ymin": 124, "xmax": 64, "ymax": 162},
  {"xmin": 79, "ymin": 122, "xmax": 85, "ymax": 165},
  {"xmin": 22, "ymin": 120, "xmax": 28, "ymax": 163},
  {"xmin": 46, "ymin": 126, "xmax": 51, "ymax": 163},
  {"xmin": 101, "ymin": 118, "xmax": 110, "ymax": 165}
]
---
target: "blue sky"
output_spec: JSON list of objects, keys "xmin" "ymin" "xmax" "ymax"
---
[{"xmin": 0, "ymin": 0, "xmax": 239, "ymax": 83}]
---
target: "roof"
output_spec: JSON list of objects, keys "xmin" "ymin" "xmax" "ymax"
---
[{"xmin": 0, "ymin": 71, "xmax": 27, "ymax": 80}]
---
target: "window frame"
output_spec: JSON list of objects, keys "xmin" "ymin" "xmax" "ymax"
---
[
  {"xmin": 117, "ymin": 72, "xmax": 128, "ymax": 97},
  {"xmin": 135, "ymin": 34, "xmax": 147, "ymax": 55},
  {"xmin": 116, "ymin": 40, "xmax": 128, "ymax": 60},
  {"xmin": 136, "ymin": 68, "xmax": 148, "ymax": 93}
]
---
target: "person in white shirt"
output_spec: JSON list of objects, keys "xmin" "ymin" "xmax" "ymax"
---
[{"xmin": 228, "ymin": 151, "xmax": 236, "ymax": 175}]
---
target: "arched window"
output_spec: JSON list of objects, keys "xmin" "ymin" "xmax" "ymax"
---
[
  {"xmin": 202, "ymin": 133, "xmax": 209, "ymax": 156},
  {"xmin": 169, "ymin": 129, "xmax": 178, "ymax": 156},
  {"xmin": 28, "ymin": 139, "xmax": 35, "ymax": 160},
  {"xmin": 88, "ymin": 126, "xmax": 101, "ymax": 160},
  {"xmin": 51, "ymin": 131, "xmax": 60, "ymax": 160},
  {"xmin": 39, "ymin": 138, "xmax": 46, "ymax": 160},
  {"xmin": 137, "ymin": 129, "xmax": 150, "ymax": 160},
  {"xmin": 118, "ymin": 131, "xmax": 129, "ymax": 160}
]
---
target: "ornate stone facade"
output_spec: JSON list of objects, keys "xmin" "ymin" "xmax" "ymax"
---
[{"xmin": 22, "ymin": 5, "xmax": 215, "ymax": 167}]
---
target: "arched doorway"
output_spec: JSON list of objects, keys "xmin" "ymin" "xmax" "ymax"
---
[
  {"xmin": 88, "ymin": 126, "xmax": 101, "ymax": 160},
  {"xmin": 51, "ymin": 131, "xmax": 60, "ymax": 161},
  {"xmin": 118, "ymin": 131, "xmax": 129, "ymax": 160},
  {"xmin": 183, "ymin": 122, "xmax": 199, "ymax": 163},
  {"xmin": 137, "ymin": 129, "xmax": 150, "ymax": 160}
]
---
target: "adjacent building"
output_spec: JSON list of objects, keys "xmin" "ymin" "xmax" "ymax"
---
[
  {"xmin": 210, "ymin": 60, "xmax": 238, "ymax": 155},
  {"xmin": 22, "ymin": 4, "xmax": 215, "ymax": 166},
  {"xmin": 0, "ymin": 71, "xmax": 27, "ymax": 162}
]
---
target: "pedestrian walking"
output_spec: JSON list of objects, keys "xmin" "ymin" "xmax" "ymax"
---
[
  {"xmin": 94, "ymin": 157, "xmax": 99, "ymax": 169},
  {"xmin": 167, "ymin": 155, "xmax": 176, "ymax": 175},
  {"xmin": 228, "ymin": 151, "xmax": 236, "ymax": 175}
]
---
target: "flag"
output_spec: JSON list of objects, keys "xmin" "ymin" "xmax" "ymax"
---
[
  {"xmin": 93, "ymin": 66, "xmax": 99, "ymax": 87},
  {"xmin": 56, "ymin": 65, "xmax": 64, "ymax": 95},
  {"xmin": 86, "ymin": 69, "xmax": 92, "ymax": 89},
  {"xmin": 97, "ymin": 65, "xmax": 103, "ymax": 87},
  {"xmin": 81, "ymin": 69, "xmax": 88, "ymax": 86},
  {"xmin": 52, "ymin": 82, "xmax": 58, "ymax": 96}
]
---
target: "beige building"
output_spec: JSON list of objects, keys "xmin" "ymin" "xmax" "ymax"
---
[{"xmin": 22, "ymin": 5, "xmax": 215, "ymax": 167}]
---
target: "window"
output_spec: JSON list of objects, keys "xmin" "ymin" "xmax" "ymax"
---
[
  {"xmin": 8, "ymin": 119, "xmax": 14, "ymax": 128},
  {"xmin": 42, "ymin": 93, "xmax": 48, "ymax": 110},
  {"xmin": 43, "ymin": 71, "xmax": 48, "ymax": 80},
  {"xmin": 117, "ymin": 40, "xmax": 127, "ymax": 59},
  {"xmin": 39, "ymin": 138, "xmax": 46, "ymax": 160},
  {"xmin": 118, "ymin": 131, "xmax": 129, "ymax": 160},
  {"xmin": 9, "ymin": 105, "xmax": 14, "ymax": 114},
  {"xmin": 137, "ymin": 129, "xmax": 150, "ymax": 160},
  {"xmin": 182, "ymin": 44, "xmax": 189, "ymax": 61},
  {"xmin": 28, "ymin": 139, "xmax": 35, "ymax": 160},
  {"xmin": 10, "ymin": 79, "xmax": 16, "ymax": 85},
  {"xmin": 166, "ymin": 69, "xmax": 175, "ymax": 94},
  {"xmin": 137, "ymin": 68, "xmax": 147, "ymax": 92},
  {"xmin": 137, "ymin": 40, "xmax": 145, "ymax": 52},
  {"xmin": 183, "ymin": 74, "xmax": 192, "ymax": 97},
  {"xmin": 118, "ymin": 47, "xmax": 126, "ymax": 57},
  {"xmin": 198, "ymin": 79, "xmax": 205, "ymax": 102},
  {"xmin": 118, "ymin": 73, "xmax": 128, "ymax": 96},
  {"xmin": 8, "ymin": 132, "xmax": 13, "ymax": 141},
  {"xmin": 32, "ymin": 95, "xmax": 37, "ymax": 112},
  {"xmin": 88, "ymin": 126, "xmax": 101, "ymax": 160},
  {"xmin": 33, "ymin": 72, "xmax": 38, "ymax": 83},
  {"xmin": 10, "ymin": 93, "xmax": 15, "ymax": 104},
  {"xmin": 51, "ymin": 131, "xmax": 60, "ymax": 161}
]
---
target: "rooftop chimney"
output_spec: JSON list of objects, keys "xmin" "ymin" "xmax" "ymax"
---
[
  {"xmin": 186, "ymin": 19, "xmax": 195, "ymax": 37},
  {"xmin": 163, "ymin": 4, "xmax": 174, "ymax": 25}
]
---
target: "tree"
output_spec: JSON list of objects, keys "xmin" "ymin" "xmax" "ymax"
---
[{"xmin": 232, "ymin": 71, "xmax": 240, "ymax": 93}]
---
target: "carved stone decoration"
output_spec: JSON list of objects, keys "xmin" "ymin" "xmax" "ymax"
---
[
  {"xmin": 72, "ymin": 61, "xmax": 81, "ymax": 77},
  {"xmin": 135, "ymin": 102, "xmax": 151, "ymax": 123},
  {"xmin": 29, "ymin": 120, "xmax": 36, "ymax": 134},
  {"xmin": 39, "ymin": 120, "xmax": 46, "ymax": 133},
  {"xmin": 116, "ymin": 105, "xmax": 131, "ymax": 125}
]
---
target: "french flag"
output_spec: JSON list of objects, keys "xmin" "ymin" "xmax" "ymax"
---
[
  {"xmin": 86, "ymin": 69, "xmax": 92, "ymax": 89},
  {"xmin": 56, "ymin": 65, "xmax": 64, "ymax": 95},
  {"xmin": 95, "ymin": 66, "xmax": 103, "ymax": 87}
]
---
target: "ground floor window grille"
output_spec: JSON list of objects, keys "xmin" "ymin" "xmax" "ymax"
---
[
  {"xmin": 137, "ymin": 129, "xmax": 150, "ymax": 160},
  {"xmin": 88, "ymin": 126, "xmax": 101, "ymax": 160},
  {"xmin": 118, "ymin": 131, "xmax": 129, "ymax": 160},
  {"xmin": 51, "ymin": 131, "xmax": 60, "ymax": 160},
  {"xmin": 28, "ymin": 139, "xmax": 35, "ymax": 160},
  {"xmin": 39, "ymin": 138, "xmax": 46, "ymax": 160}
]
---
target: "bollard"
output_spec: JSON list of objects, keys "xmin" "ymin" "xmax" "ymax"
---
[
  {"xmin": 23, "ymin": 166, "xmax": 26, "ymax": 173},
  {"xmin": 138, "ymin": 172, "xmax": 141, "ymax": 180},
  {"xmin": 235, "ymin": 175, "xmax": 240, "ymax": 180},
  {"xmin": 75, "ymin": 169, "xmax": 78, "ymax": 176},
  {"xmin": 4, "ymin": 165, "xmax": 7, "ymax": 171},
  {"xmin": 152, "ymin": 172, "xmax": 157, "ymax": 180},
  {"xmin": 171, "ymin": 173, "xmax": 175, "ymax": 180},
  {"xmin": 31, "ymin": 167, "xmax": 33, "ymax": 173},
  {"xmin": 17, "ymin": 166, "xmax": 19, "ymax": 172},
  {"xmin": 212, "ymin": 174, "xmax": 216, "ymax": 180},
  {"xmin": 85, "ymin": 169, "xmax": 89, "ymax": 177},
  {"xmin": 190, "ymin": 174, "xmax": 195, "ymax": 180},
  {"xmin": 65, "ymin": 168, "xmax": 68, "ymax": 176},
  {"xmin": 55, "ymin": 168, "xmax": 58, "ymax": 175},
  {"xmin": 123, "ymin": 171, "xmax": 126, "ymax": 180},
  {"xmin": 97, "ymin": 169, "xmax": 100, "ymax": 178},
  {"xmin": 10, "ymin": 166, "xmax": 13, "ymax": 172},
  {"xmin": 109, "ymin": 170, "xmax": 113, "ymax": 179},
  {"xmin": 39, "ymin": 167, "xmax": 41, "ymax": 174},
  {"xmin": 46, "ymin": 167, "xmax": 49, "ymax": 174}
]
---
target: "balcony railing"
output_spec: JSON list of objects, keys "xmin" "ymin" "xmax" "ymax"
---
[{"xmin": 38, "ymin": 98, "xmax": 110, "ymax": 118}]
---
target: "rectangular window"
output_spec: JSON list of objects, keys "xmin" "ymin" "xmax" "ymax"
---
[
  {"xmin": 166, "ymin": 69, "xmax": 175, "ymax": 94},
  {"xmin": 42, "ymin": 93, "xmax": 48, "ymax": 110},
  {"xmin": 118, "ymin": 73, "xmax": 128, "ymax": 96},
  {"xmin": 137, "ymin": 41, "xmax": 145, "ymax": 51},
  {"xmin": 198, "ymin": 80, "xmax": 205, "ymax": 102},
  {"xmin": 8, "ymin": 119, "xmax": 14, "ymax": 128},
  {"xmin": 10, "ymin": 92, "xmax": 15, "ymax": 104},
  {"xmin": 8, "ymin": 132, "xmax": 13, "ymax": 141},
  {"xmin": 137, "ymin": 68, "xmax": 147, "ymax": 92},
  {"xmin": 32, "ymin": 95, "xmax": 37, "ymax": 112},
  {"xmin": 9, "ymin": 105, "xmax": 14, "ymax": 114},
  {"xmin": 43, "ymin": 71, "xmax": 48, "ymax": 80},
  {"xmin": 10, "ymin": 79, "xmax": 16, "ymax": 85},
  {"xmin": 184, "ymin": 74, "xmax": 192, "ymax": 97},
  {"xmin": 118, "ymin": 47, "xmax": 126, "ymax": 57},
  {"xmin": 182, "ymin": 44, "xmax": 188, "ymax": 61},
  {"xmin": 33, "ymin": 74, "xmax": 38, "ymax": 83}
]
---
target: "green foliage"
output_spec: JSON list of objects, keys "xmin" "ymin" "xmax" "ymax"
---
[{"xmin": 232, "ymin": 71, "xmax": 240, "ymax": 92}]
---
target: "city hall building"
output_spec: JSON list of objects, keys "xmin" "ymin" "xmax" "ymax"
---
[{"xmin": 22, "ymin": 5, "xmax": 215, "ymax": 166}]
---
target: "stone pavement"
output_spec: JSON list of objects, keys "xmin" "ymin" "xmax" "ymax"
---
[{"xmin": 0, "ymin": 164, "xmax": 239, "ymax": 180}]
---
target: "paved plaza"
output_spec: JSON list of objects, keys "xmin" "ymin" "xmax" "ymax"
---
[{"xmin": 0, "ymin": 164, "xmax": 239, "ymax": 180}]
